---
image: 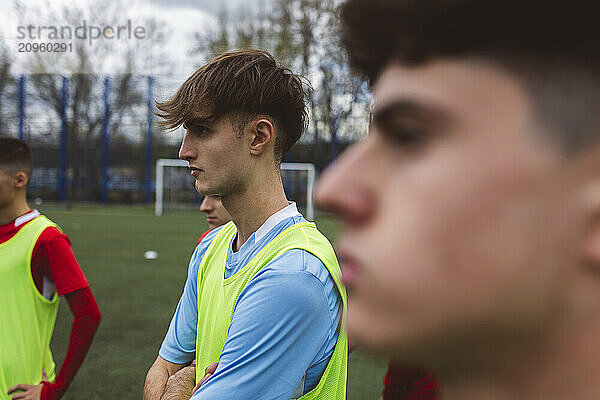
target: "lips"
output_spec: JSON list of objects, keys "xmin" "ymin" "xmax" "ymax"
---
[
  {"xmin": 189, "ymin": 167, "xmax": 202, "ymax": 177},
  {"xmin": 337, "ymin": 249, "xmax": 362, "ymax": 287}
]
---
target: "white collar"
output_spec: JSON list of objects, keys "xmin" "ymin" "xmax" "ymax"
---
[
  {"xmin": 15, "ymin": 209, "xmax": 40, "ymax": 227},
  {"xmin": 254, "ymin": 202, "xmax": 300, "ymax": 242}
]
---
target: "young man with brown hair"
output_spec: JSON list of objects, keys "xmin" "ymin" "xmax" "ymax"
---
[
  {"xmin": 315, "ymin": 1, "xmax": 600, "ymax": 399},
  {"xmin": 143, "ymin": 50, "xmax": 347, "ymax": 400},
  {"xmin": 0, "ymin": 137, "xmax": 101, "ymax": 400}
]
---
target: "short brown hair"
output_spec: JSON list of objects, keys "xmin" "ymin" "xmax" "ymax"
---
[
  {"xmin": 156, "ymin": 49, "xmax": 308, "ymax": 162},
  {"xmin": 0, "ymin": 137, "xmax": 33, "ymax": 179},
  {"xmin": 340, "ymin": 0, "xmax": 600, "ymax": 154}
]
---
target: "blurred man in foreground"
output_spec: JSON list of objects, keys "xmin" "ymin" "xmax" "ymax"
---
[{"xmin": 316, "ymin": 1, "xmax": 600, "ymax": 399}]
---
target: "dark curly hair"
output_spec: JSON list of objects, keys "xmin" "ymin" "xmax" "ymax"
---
[
  {"xmin": 340, "ymin": 0, "xmax": 600, "ymax": 154},
  {"xmin": 0, "ymin": 137, "xmax": 33, "ymax": 179}
]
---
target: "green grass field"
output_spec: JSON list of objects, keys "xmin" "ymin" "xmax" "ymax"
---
[{"xmin": 39, "ymin": 204, "xmax": 387, "ymax": 399}]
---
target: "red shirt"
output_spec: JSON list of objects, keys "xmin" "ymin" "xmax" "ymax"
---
[
  {"xmin": 0, "ymin": 210, "xmax": 88, "ymax": 295},
  {"xmin": 382, "ymin": 361, "xmax": 439, "ymax": 400},
  {"xmin": 0, "ymin": 210, "xmax": 101, "ymax": 400},
  {"xmin": 198, "ymin": 229, "xmax": 212, "ymax": 244}
]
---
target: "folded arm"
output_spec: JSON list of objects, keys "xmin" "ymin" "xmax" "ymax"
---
[
  {"xmin": 191, "ymin": 265, "xmax": 334, "ymax": 399},
  {"xmin": 145, "ymin": 246, "xmax": 205, "ymax": 400},
  {"xmin": 143, "ymin": 357, "xmax": 190, "ymax": 400}
]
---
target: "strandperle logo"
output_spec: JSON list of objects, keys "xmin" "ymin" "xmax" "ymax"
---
[{"xmin": 17, "ymin": 20, "xmax": 147, "ymax": 45}]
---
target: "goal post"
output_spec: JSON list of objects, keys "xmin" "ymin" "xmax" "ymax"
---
[
  {"xmin": 280, "ymin": 162, "xmax": 315, "ymax": 221},
  {"xmin": 155, "ymin": 158, "xmax": 189, "ymax": 216},
  {"xmin": 155, "ymin": 159, "xmax": 316, "ymax": 220}
]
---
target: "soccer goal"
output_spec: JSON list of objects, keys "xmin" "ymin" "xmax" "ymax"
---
[
  {"xmin": 280, "ymin": 162, "xmax": 316, "ymax": 221},
  {"xmin": 155, "ymin": 158, "xmax": 195, "ymax": 216},
  {"xmin": 155, "ymin": 159, "xmax": 316, "ymax": 220}
]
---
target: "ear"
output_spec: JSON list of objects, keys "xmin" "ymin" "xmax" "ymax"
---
[
  {"xmin": 585, "ymin": 219, "xmax": 600, "ymax": 281},
  {"xmin": 13, "ymin": 171, "xmax": 29, "ymax": 188},
  {"xmin": 583, "ymin": 171, "xmax": 600, "ymax": 272},
  {"xmin": 249, "ymin": 118, "xmax": 275, "ymax": 156}
]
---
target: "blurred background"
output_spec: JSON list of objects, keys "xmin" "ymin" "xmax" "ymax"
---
[
  {"xmin": 0, "ymin": 0, "xmax": 371, "ymax": 208},
  {"xmin": 0, "ymin": 0, "xmax": 386, "ymax": 398}
]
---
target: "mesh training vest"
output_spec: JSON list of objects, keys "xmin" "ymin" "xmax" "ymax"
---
[
  {"xmin": 195, "ymin": 221, "xmax": 348, "ymax": 399},
  {"xmin": 0, "ymin": 215, "xmax": 58, "ymax": 399}
]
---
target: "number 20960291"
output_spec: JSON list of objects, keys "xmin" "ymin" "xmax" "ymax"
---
[{"xmin": 18, "ymin": 42, "xmax": 72, "ymax": 52}]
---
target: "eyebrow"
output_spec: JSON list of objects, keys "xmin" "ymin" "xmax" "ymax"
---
[
  {"xmin": 182, "ymin": 117, "xmax": 214, "ymax": 130},
  {"xmin": 372, "ymin": 99, "xmax": 449, "ymax": 129}
]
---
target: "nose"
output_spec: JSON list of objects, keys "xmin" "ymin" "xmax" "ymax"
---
[
  {"xmin": 179, "ymin": 131, "xmax": 195, "ymax": 162},
  {"xmin": 200, "ymin": 196, "xmax": 212, "ymax": 212},
  {"xmin": 314, "ymin": 141, "xmax": 374, "ymax": 225}
]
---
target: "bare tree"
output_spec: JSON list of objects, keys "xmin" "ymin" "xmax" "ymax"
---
[
  {"xmin": 0, "ymin": 38, "xmax": 15, "ymax": 134},
  {"xmin": 191, "ymin": 8, "xmax": 230, "ymax": 61},
  {"xmin": 13, "ymin": 0, "xmax": 169, "ymax": 200}
]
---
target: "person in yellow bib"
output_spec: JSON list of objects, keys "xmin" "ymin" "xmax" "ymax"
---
[
  {"xmin": 196, "ymin": 178, "xmax": 231, "ymax": 244},
  {"xmin": 143, "ymin": 49, "xmax": 347, "ymax": 400},
  {"xmin": 0, "ymin": 137, "xmax": 101, "ymax": 400}
]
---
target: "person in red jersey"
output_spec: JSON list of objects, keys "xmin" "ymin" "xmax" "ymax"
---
[
  {"xmin": 0, "ymin": 137, "xmax": 101, "ymax": 400},
  {"xmin": 381, "ymin": 362, "xmax": 438, "ymax": 400}
]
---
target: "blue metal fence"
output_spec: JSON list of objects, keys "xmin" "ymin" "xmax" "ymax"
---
[{"xmin": 5, "ymin": 72, "xmax": 364, "ymax": 204}]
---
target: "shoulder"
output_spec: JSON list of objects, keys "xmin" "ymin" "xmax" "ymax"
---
[
  {"xmin": 267, "ymin": 248, "xmax": 329, "ymax": 282},
  {"xmin": 36, "ymin": 223, "xmax": 70, "ymax": 248},
  {"xmin": 198, "ymin": 229, "xmax": 211, "ymax": 244},
  {"xmin": 247, "ymin": 249, "xmax": 335, "ymax": 307},
  {"xmin": 188, "ymin": 225, "xmax": 227, "ymax": 273},
  {"xmin": 251, "ymin": 238, "xmax": 342, "ymax": 319},
  {"xmin": 39, "ymin": 225, "xmax": 67, "ymax": 240},
  {"xmin": 195, "ymin": 225, "xmax": 225, "ymax": 253},
  {"xmin": 239, "ymin": 262, "xmax": 331, "ymax": 318},
  {"xmin": 38, "ymin": 226, "xmax": 70, "ymax": 243},
  {"xmin": 266, "ymin": 221, "xmax": 336, "ymax": 287}
]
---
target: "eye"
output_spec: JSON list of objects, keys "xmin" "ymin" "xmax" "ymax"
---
[
  {"xmin": 189, "ymin": 125, "xmax": 209, "ymax": 136},
  {"xmin": 379, "ymin": 118, "xmax": 429, "ymax": 149},
  {"xmin": 388, "ymin": 127, "xmax": 425, "ymax": 146}
]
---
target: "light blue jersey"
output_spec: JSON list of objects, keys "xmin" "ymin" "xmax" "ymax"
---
[{"xmin": 159, "ymin": 203, "xmax": 342, "ymax": 399}]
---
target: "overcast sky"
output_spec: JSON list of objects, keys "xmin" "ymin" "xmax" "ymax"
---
[
  {"xmin": 143, "ymin": 0, "xmax": 259, "ymax": 14},
  {"xmin": 0, "ymin": 0, "xmax": 266, "ymax": 75}
]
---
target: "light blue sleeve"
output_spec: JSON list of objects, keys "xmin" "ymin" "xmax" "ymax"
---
[
  {"xmin": 191, "ymin": 251, "xmax": 333, "ymax": 399},
  {"xmin": 158, "ymin": 243, "xmax": 206, "ymax": 364}
]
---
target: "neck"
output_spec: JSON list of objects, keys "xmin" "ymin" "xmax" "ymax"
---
[
  {"xmin": 0, "ymin": 196, "xmax": 31, "ymax": 226},
  {"xmin": 221, "ymin": 168, "xmax": 289, "ymax": 251},
  {"xmin": 439, "ymin": 297, "xmax": 600, "ymax": 400}
]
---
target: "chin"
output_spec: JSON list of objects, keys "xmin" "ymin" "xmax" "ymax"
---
[{"xmin": 347, "ymin": 311, "xmax": 423, "ymax": 358}]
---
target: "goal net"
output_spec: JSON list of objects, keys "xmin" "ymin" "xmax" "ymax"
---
[
  {"xmin": 155, "ymin": 159, "xmax": 315, "ymax": 220},
  {"xmin": 155, "ymin": 159, "xmax": 198, "ymax": 216},
  {"xmin": 280, "ymin": 162, "xmax": 315, "ymax": 221}
]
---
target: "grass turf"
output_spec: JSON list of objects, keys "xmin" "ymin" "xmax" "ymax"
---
[{"xmin": 38, "ymin": 204, "xmax": 387, "ymax": 399}]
